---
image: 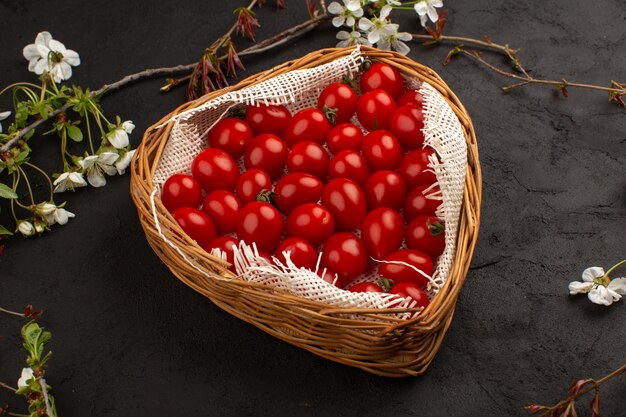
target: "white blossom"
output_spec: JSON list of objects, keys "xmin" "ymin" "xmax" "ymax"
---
[
  {"xmin": 17, "ymin": 367, "xmax": 35, "ymax": 388},
  {"xmin": 79, "ymin": 152, "xmax": 118, "ymax": 187},
  {"xmin": 35, "ymin": 202, "xmax": 57, "ymax": 217},
  {"xmin": 53, "ymin": 171, "xmax": 88, "ymax": 193},
  {"xmin": 17, "ymin": 220, "xmax": 36, "ymax": 237},
  {"xmin": 23, "ymin": 31, "xmax": 80, "ymax": 83},
  {"xmin": 41, "ymin": 204, "xmax": 75, "ymax": 226},
  {"xmin": 414, "ymin": 0, "xmax": 444, "ymax": 27},
  {"xmin": 569, "ymin": 266, "xmax": 626, "ymax": 306},
  {"xmin": 336, "ymin": 30, "xmax": 371, "ymax": 48},
  {"xmin": 115, "ymin": 149, "xmax": 136, "ymax": 175},
  {"xmin": 377, "ymin": 29, "xmax": 413, "ymax": 55},
  {"xmin": 106, "ymin": 120, "xmax": 135, "ymax": 149},
  {"xmin": 0, "ymin": 110, "xmax": 10, "ymax": 134},
  {"xmin": 358, "ymin": 5, "xmax": 396, "ymax": 45},
  {"xmin": 328, "ymin": 0, "xmax": 364, "ymax": 28}
]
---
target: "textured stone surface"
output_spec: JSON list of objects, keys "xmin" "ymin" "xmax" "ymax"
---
[{"xmin": 0, "ymin": 1, "xmax": 624, "ymax": 416}]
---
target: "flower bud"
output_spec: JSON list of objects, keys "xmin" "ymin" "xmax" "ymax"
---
[
  {"xmin": 17, "ymin": 220, "xmax": 35, "ymax": 237},
  {"xmin": 36, "ymin": 202, "xmax": 57, "ymax": 216}
]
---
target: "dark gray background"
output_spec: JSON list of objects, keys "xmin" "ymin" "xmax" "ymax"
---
[{"xmin": 1, "ymin": 1, "xmax": 625, "ymax": 416}]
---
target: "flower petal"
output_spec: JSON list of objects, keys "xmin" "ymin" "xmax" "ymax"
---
[
  {"xmin": 358, "ymin": 18, "xmax": 374, "ymax": 31},
  {"xmin": 393, "ymin": 40, "xmax": 411, "ymax": 55},
  {"xmin": 426, "ymin": 4, "xmax": 439, "ymax": 22},
  {"xmin": 336, "ymin": 30, "xmax": 350, "ymax": 40},
  {"xmin": 414, "ymin": 2, "xmax": 428, "ymax": 16},
  {"xmin": 582, "ymin": 266, "xmax": 604, "ymax": 282},
  {"xmin": 33, "ymin": 58, "xmax": 49, "ymax": 75},
  {"xmin": 23, "ymin": 44, "xmax": 41, "ymax": 62},
  {"xmin": 99, "ymin": 151, "xmax": 121, "ymax": 165},
  {"xmin": 48, "ymin": 39, "xmax": 67, "ymax": 54},
  {"xmin": 68, "ymin": 172, "xmax": 87, "ymax": 186},
  {"xmin": 115, "ymin": 150, "xmax": 135, "ymax": 175},
  {"xmin": 107, "ymin": 129, "xmax": 129, "ymax": 149},
  {"xmin": 568, "ymin": 281, "xmax": 593, "ymax": 294},
  {"xmin": 80, "ymin": 155, "xmax": 99, "ymax": 170},
  {"xmin": 35, "ymin": 31, "xmax": 52, "ymax": 47},
  {"xmin": 17, "ymin": 367, "xmax": 35, "ymax": 388},
  {"xmin": 332, "ymin": 16, "xmax": 345, "ymax": 27},
  {"xmin": 87, "ymin": 168, "xmax": 106, "ymax": 187},
  {"xmin": 327, "ymin": 1, "xmax": 343, "ymax": 14},
  {"xmin": 63, "ymin": 49, "xmax": 81, "ymax": 66},
  {"xmin": 588, "ymin": 286, "xmax": 614, "ymax": 306},
  {"xmin": 0, "ymin": 111, "xmax": 11, "ymax": 120},
  {"xmin": 607, "ymin": 277, "xmax": 626, "ymax": 295}
]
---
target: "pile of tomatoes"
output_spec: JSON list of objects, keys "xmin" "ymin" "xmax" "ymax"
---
[{"xmin": 161, "ymin": 62, "xmax": 445, "ymax": 310}]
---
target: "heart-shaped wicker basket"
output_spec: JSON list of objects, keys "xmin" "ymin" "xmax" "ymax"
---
[{"xmin": 130, "ymin": 46, "xmax": 481, "ymax": 377}]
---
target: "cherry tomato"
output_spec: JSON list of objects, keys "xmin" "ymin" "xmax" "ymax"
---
[
  {"xmin": 201, "ymin": 190, "xmax": 240, "ymax": 233},
  {"xmin": 207, "ymin": 117, "xmax": 253, "ymax": 158},
  {"xmin": 173, "ymin": 207, "xmax": 217, "ymax": 247},
  {"xmin": 204, "ymin": 235, "xmax": 239, "ymax": 268},
  {"xmin": 192, "ymin": 148, "xmax": 240, "ymax": 193},
  {"xmin": 286, "ymin": 141, "xmax": 330, "ymax": 180},
  {"xmin": 161, "ymin": 173, "xmax": 203, "ymax": 213},
  {"xmin": 389, "ymin": 105, "xmax": 425, "ymax": 150},
  {"xmin": 321, "ymin": 233, "xmax": 368, "ymax": 283},
  {"xmin": 378, "ymin": 249, "xmax": 433, "ymax": 287},
  {"xmin": 244, "ymin": 134, "xmax": 288, "ymax": 179},
  {"xmin": 405, "ymin": 215, "xmax": 445, "ymax": 259},
  {"xmin": 274, "ymin": 173, "xmax": 323, "ymax": 215},
  {"xmin": 361, "ymin": 130, "xmax": 403, "ymax": 171},
  {"xmin": 360, "ymin": 62, "xmax": 405, "ymax": 100},
  {"xmin": 236, "ymin": 201, "xmax": 284, "ymax": 251},
  {"xmin": 361, "ymin": 208, "xmax": 404, "ymax": 259},
  {"xmin": 397, "ymin": 90, "xmax": 424, "ymax": 107},
  {"xmin": 349, "ymin": 282, "xmax": 383, "ymax": 293},
  {"xmin": 328, "ymin": 150, "xmax": 370, "ymax": 186},
  {"xmin": 398, "ymin": 149, "xmax": 438, "ymax": 190},
  {"xmin": 245, "ymin": 104, "xmax": 292, "ymax": 137},
  {"xmin": 364, "ymin": 171, "xmax": 406, "ymax": 211},
  {"xmin": 320, "ymin": 178, "xmax": 367, "ymax": 231},
  {"xmin": 286, "ymin": 203, "xmax": 335, "ymax": 247},
  {"xmin": 283, "ymin": 108, "xmax": 332, "ymax": 147},
  {"xmin": 389, "ymin": 282, "xmax": 430, "ymax": 309},
  {"xmin": 236, "ymin": 169, "xmax": 272, "ymax": 205},
  {"xmin": 275, "ymin": 237, "xmax": 318, "ymax": 270},
  {"xmin": 403, "ymin": 184, "xmax": 441, "ymax": 221},
  {"xmin": 326, "ymin": 123, "xmax": 364, "ymax": 155},
  {"xmin": 317, "ymin": 82, "xmax": 357, "ymax": 125},
  {"xmin": 356, "ymin": 90, "xmax": 397, "ymax": 131}
]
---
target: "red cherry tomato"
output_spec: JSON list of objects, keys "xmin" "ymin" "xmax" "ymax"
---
[
  {"xmin": 326, "ymin": 123, "xmax": 364, "ymax": 155},
  {"xmin": 161, "ymin": 174, "xmax": 203, "ymax": 213},
  {"xmin": 361, "ymin": 130, "xmax": 403, "ymax": 171},
  {"xmin": 364, "ymin": 171, "xmax": 406, "ymax": 211},
  {"xmin": 204, "ymin": 235, "xmax": 239, "ymax": 268},
  {"xmin": 236, "ymin": 201, "xmax": 284, "ymax": 251},
  {"xmin": 245, "ymin": 104, "xmax": 292, "ymax": 137},
  {"xmin": 275, "ymin": 237, "xmax": 318, "ymax": 270},
  {"xmin": 320, "ymin": 178, "xmax": 367, "ymax": 231},
  {"xmin": 389, "ymin": 105, "xmax": 425, "ymax": 150},
  {"xmin": 244, "ymin": 134, "xmax": 288, "ymax": 179},
  {"xmin": 398, "ymin": 149, "xmax": 438, "ymax": 190},
  {"xmin": 328, "ymin": 150, "xmax": 370, "ymax": 186},
  {"xmin": 405, "ymin": 215, "xmax": 445, "ymax": 259},
  {"xmin": 286, "ymin": 141, "xmax": 330, "ymax": 180},
  {"xmin": 349, "ymin": 282, "xmax": 384, "ymax": 293},
  {"xmin": 236, "ymin": 169, "xmax": 272, "ymax": 205},
  {"xmin": 201, "ymin": 190, "xmax": 240, "ymax": 233},
  {"xmin": 361, "ymin": 208, "xmax": 404, "ymax": 259},
  {"xmin": 378, "ymin": 249, "xmax": 433, "ymax": 287},
  {"xmin": 274, "ymin": 172, "xmax": 323, "ymax": 215},
  {"xmin": 207, "ymin": 117, "xmax": 253, "ymax": 158},
  {"xmin": 319, "ymin": 270, "xmax": 340, "ymax": 287},
  {"xmin": 389, "ymin": 282, "xmax": 430, "ymax": 309},
  {"xmin": 321, "ymin": 233, "xmax": 368, "ymax": 283},
  {"xmin": 317, "ymin": 82, "xmax": 357, "ymax": 125},
  {"xmin": 397, "ymin": 90, "xmax": 424, "ymax": 107},
  {"xmin": 173, "ymin": 207, "xmax": 217, "ymax": 247},
  {"xmin": 283, "ymin": 108, "xmax": 332, "ymax": 147},
  {"xmin": 191, "ymin": 148, "xmax": 240, "ymax": 193},
  {"xmin": 360, "ymin": 62, "xmax": 405, "ymax": 100},
  {"xmin": 403, "ymin": 184, "xmax": 441, "ymax": 221},
  {"xmin": 356, "ymin": 90, "xmax": 396, "ymax": 131},
  {"xmin": 286, "ymin": 203, "xmax": 335, "ymax": 247}
]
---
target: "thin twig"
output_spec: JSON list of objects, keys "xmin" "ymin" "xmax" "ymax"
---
[
  {"xmin": 412, "ymin": 33, "xmax": 516, "ymax": 55},
  {"xmin": 0, "ymin": 14, "xmax": 331, "ymax": 153},
  {"xmin": 459, "ymin": 49, "xmax": 625, "ymax": 94},
  {"xmin": 0, "ymin": 306, "xmax": 26, "ymax": 317},
  {"xmin": 0, "ymin": 381, "xmax": 17, "ymax": 393}
]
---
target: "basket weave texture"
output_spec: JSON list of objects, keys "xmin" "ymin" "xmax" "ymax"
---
[{"xmin": 130, "ymin": 46, "xmax": 482, "ymax": 377}]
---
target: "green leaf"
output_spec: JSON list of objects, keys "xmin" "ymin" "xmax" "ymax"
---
[
  {"xmin": 0, "ymin": 223, "xmax": 13, "ymax": 236},
  {"xmin": 0, "ymin": 182, "xmax": 18, "ymax": 199},
  {"xmin": 67, "ymin": 125, "xmax": 83, "ymax": 142}
]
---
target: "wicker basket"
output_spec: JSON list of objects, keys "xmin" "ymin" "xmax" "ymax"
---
[{"xmin": 130, "ymin": 46, "xmax": 481, "ymax": 377}]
